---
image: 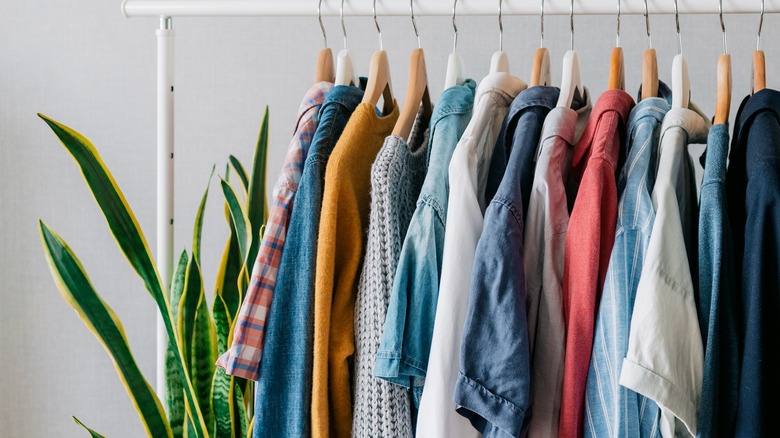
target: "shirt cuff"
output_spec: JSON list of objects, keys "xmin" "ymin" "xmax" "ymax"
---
[
  {"xmin": 619, "ymin": 358, "xmax": 697, "ymax": 436},
  {"xmin": 453, "ymin": 372, "xmax": 527, "ymax": 438},
  {"xmin": 214, "ymin": 351, "xmax": 260, "ymax": 381}
]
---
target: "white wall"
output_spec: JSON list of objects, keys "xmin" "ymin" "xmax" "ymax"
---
[{"xmin": 0, "ymin": 0, "xmax": 775, "ymax": 436}]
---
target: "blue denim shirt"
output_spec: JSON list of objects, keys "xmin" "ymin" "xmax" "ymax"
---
[
  {"xmin": 252, "ymin": 83, "xmax": 364, "ymax": 438},
  {"xmin": 726, "ymin": 89, "xmax": 780, "ymax": 437},
  {"xmin": 453, "ymin": 86, "xmax": 558, "ymax": 438},
  {"xmin": 374, "ymin": 80, "xmax": 476, "ymax": 405},
  {"xmin": 696, "ymin": 123, "xmax": 739, "ymax": 438},
  {"xmin": 584, "ymin": 83, "xmax": 672, "ymax": 438}
]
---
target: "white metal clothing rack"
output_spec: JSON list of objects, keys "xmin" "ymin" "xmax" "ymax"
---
[{"xmin": 120, "ymin": 0, "xmax": 777, "ymax": 394}]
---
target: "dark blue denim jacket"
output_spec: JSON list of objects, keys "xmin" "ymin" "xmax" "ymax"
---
[
  {"xmin": 374, "ymin": 80, "xmax": 476, "ymax": 406},
  {"xmin": 726, "ymin": 88, "xmax": 780, "ymax": 438},
  {"xmin": 584, "ymin": 83, "xmax": 672, "ymax": 438},
  {"xmin": 696, "ymin": 123, "xmax": 739, "ymax": 438},
  {"xmin": 252, "ymin": 83, "xmax": 364, "ymax": 438},
  {"xmin": 453, "ymin": 86, "xmax": 558, "ymax": 438}
]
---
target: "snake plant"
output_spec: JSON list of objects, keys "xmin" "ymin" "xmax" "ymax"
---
[{"xmin": 38, "ymin": 107, "xmax": 270, "ymax": 438}]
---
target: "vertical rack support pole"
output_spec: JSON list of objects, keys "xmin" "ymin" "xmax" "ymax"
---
[{"xmin": 156, "ymin": 15, "xmax": 174, "ymax": 396}]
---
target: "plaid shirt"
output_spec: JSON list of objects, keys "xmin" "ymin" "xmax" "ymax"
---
[{"xmin": 216, "ymin": 82, "xmax": 333, "ymax": 380}]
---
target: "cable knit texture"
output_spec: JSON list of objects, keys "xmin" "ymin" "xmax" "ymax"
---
[{"xmin": 352, "ymin": 109, "xmax": 430, "ymax": 438}]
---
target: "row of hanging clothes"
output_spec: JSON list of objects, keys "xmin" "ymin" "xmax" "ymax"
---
[{"xmin": 214, "ymin": 0, "xmax": 779, "ymax": 436}]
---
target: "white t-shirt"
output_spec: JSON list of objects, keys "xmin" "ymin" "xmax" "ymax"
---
[{"xmin": 416, "ymin": 72, "xmax": 527, "ymax": 438}]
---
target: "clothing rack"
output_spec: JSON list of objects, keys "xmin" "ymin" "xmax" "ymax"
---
[{"xmin": 119, "ymin": 0, "xmax": 779, "ymax": 395}]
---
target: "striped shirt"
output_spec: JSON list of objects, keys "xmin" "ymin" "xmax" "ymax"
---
[{"xmin": 216, "ymin": 81, "xmax": 333, "ymax": 380}]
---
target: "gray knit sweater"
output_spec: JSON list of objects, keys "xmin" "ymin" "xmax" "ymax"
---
[{"xmin": 352, "ymin": 110, "xmax": 430, "ymax": 437}]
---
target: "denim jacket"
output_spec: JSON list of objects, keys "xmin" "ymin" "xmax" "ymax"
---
[{"xmin": 251, "ymin": 83, "xmax": 364, "ymax": 438}]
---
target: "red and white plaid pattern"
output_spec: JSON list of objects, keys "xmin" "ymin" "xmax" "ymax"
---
[{"xmin": 216, "ymin": 82, "xmax": 333, "ymax": 380}]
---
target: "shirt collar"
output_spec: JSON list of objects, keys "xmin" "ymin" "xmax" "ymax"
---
[
  {"xmin": 734, "ymin": 88, "xmax": 780, "ymax": 146},
  {"xmin": 475, "ymin": 72, "xmax": 528, "ymax": 104},
  {"xmin": 430, "ymin": 79, "xmax": 476, "ymax": 124},
  {"xmin": 573, "ymin": 89, "xmax": 635, "ymax": 168},
  {"xmin": 296, "ymin": 81, "xmax": 334, "ymax": 122},
  {"xmin": 505, "ymin": 85, "xmax": 559, "ymax": 119},
  {"xmin": 635, "ymin": 80, "xmax": 673, "ymax": 104},
  {"xmin": 660, "ymin": 107, "xmax": 711, "ymax": 145}
]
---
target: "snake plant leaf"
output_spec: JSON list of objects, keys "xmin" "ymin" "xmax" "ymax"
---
[
  {"xmin": 213, "ymin": 293, "xmax": 230, "ymax": 356},
  {"xmin": 166, "ymin": 250, "xmax": 189, "ymax": 438},
  {"xmin": 38, "ymin": 114, "xmax": 209, "ymax": 438},
  {"xmin": 233, "ymin": 379, "xmax": 249, "ymax": 438},
  {"xmin": 245, "ymin": 417, "xmax": 254, "ymax": 438},
  {"xmin": 228, "ymin": 155, "xmax": 249, "ymax": 199},
  {"xmin": 73, "ymin": 417, "xmax": 109, "ymax": 438},
  {"xmin": 215, "ymin": 212, "xmax": 242, "ymax": 322},
  {"xmin": 220, "ymin": 178, "xmax": 250, "ymax": 266},
  {"xmin": 178, "ymin": 256, "xmax": 202, "ymax": 371},
  {"xmin": 245, "ymin": 106, "xmax": 269, "ymax": 267},
  {"xmin": 193, "ymin": 165, "xmax": 215, "ymax": 265},
  {"xmin": 192, "ymin": 293, "xmax": 217, "ymax": 435},
  {"xmin": 39, "ymin": 221, "xmax": 172, "ymax": 438},
  {"xmin": 211, "ymin": 368, "xmax": 233, "ymax": 438}
]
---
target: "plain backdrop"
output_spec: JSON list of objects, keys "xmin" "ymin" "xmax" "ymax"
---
[{"xmin": 0, "ymin": 0, "xmax": 776, "ymax": 436}]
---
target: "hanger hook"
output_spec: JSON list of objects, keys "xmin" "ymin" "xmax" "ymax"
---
[
  {"xmin": 411, "ymin": 0, "xmax": 421, "ymax": 49},
  {"xmin": 373, "ymin": 0, "xmax": 383, "ymax": 51},
  {"xmin": 570, "ymin": 0, "xmax": 574, "ymax": 51},
  {"xmin": 498, "ymin": 0, "xmax": 504, "ymax": 52},
  {"xmin": 452, "ymin": 0, "xmax": 459, "ymax": 53},
  {"xmin": 318, "ymin": 0, "xmax": 327, "ymax": 49},
  {"xmin": 644, "ymin": 0, "xmax": 652, "ymax": 49},
  {"xmin": 758, "ymin": 0, "xmax": 765, "ymax": 50},
  {"xmin": 674, "ymin": 0, "xmax": 682, "ymax": 54},
  {"xmin": 540, "ymin": 0, "xmax": 545, "ymax": 48},
  {"xmin": 719, "ymin": 0, "xmax": 727, "ymax": 54},
  {"xmin": 341, "ymin": 0, "xmax": 348, "ymax": 51},
  {"xmin": 616, "ymin": 0, "xmax": 621, "ymax": 47}
]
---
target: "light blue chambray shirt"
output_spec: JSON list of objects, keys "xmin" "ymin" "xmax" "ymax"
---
[
  {"xmin": 583, "ymin": 83, "xmax": 673, "ymax": 438},
  {"xmin": 374, "ymin": 80, "xmax": 476, "ymax": 404}
]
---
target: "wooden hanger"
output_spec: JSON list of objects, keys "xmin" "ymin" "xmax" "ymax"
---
[
  {"xmin": 608, "ymin": 0, "xmax": 625, "ymax": 91},
  {"xmin": 314, "ymin": 48, "xmax": 335, "ymax": 84},
  {"xmin": 530, "ymin": 48, "xmax": 552, "ymax": 87},
  {"xmin": 714, "ymin": 2, "xmax": 731, "ymax": 125},
  {"xmin": 642, "ymin": 49, "xmax": 659, "ymax": 100},
  {"xmin": 393, "ymin": 48, "xmax": 433, "ymax": 140},
  {"xmin": 362, "ymin": 50, "xmax": 394, "ymax": 115},
  {"xmin": 608, "ymin": 47, "xmax": 625, "ymax": 91},
  {"xmin": 640, "ymin": 0, "xmax": 658, "ymax": 100},
  {"xmin": 714, "ymin": 54, "xmax": 732, "ymax": 124},
  {"xmin": 753, "ymin": 0, "xmax": 766, "ymax": 94},
  {"xmin": 362, "ymin": 1, "xmax": 394, "ymax": 115}
]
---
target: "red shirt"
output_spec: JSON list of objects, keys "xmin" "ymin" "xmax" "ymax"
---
[{"xmin": 558, "ymin": 90, "xmax": 634, "ymax": 438}]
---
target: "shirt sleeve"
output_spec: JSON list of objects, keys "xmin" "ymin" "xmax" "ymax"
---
[
  {"xmin": 453, "ymin": 197, "xmax": 531, "ymax": 438},
  {"xmin": 375, "ymin": 199, "xmax": 445, "ymax": 386}
]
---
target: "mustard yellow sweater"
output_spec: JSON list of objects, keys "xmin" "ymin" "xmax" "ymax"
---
[{"xmin": 312, "ymin": 101, "xmax": 399, "ymax": 437}]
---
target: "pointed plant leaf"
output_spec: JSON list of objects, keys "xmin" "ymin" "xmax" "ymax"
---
[
  {"xmin": 165, "ymin": 250, "xmax": 189, "ymax": 438},
  {"xmin": 38, "ymin": 114, "xmax": 209, "ymax": 437},
  {"xmin": 214, "ymin": 210, "xmax": 242, "ymax": 322},
  {"xmin": 192, "ymin": 293, "xmax": 217, "ymax": 435},
  {"xmin": 228, "ymin": 155, "xmax": 249, "ymax": 199},
  {"xmin": 220, "ymin": 178, "xmax": 250, "ymax": 265},
  {"xmin": 178, "ymin": 257, "xmax": 202, "ymax": 371},
  {"xmin": 73, "ymin": 417, "xmax": 109, "ymax": 438},
  {"xmin": 245, "ymin": 106, "xmax": 269, "ymax": 266},
  {"xmin": 211, "ymin": 368, "xmax": 233, "ymax": 438},
  {"xmin": 39, "ymin": 221, "xmax": 172, "ymax": 438},
  {"xmin": 213, "ymin": 293, "xmax": 231, "ymax": 356},
  {"xmin": 193, "ymin": 165, "xmax": 215, "ymax": 265},
  {"xmin": 233, "ymin": 380, "xmax": 248, "ymax": 438}
]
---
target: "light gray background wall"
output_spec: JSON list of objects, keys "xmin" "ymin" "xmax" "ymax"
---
[{"xmin": 0, "ymin": 0, "xmax": 775, "ymax": 436}]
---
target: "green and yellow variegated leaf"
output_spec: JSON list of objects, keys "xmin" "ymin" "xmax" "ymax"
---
[
  {"xmin": 214, "ymin": 212, "xmax": 242, "ymax": 322},
  {"xmin": 245, "ymin": 106, "xmax": 269, "ymax": 266},
  {"xmin": 213, "ymin": 293, "xmax": 231, "ymax": 356},
  {"xmin": 193, "ymin": 165, "xmax": 215, "ymax": 265},
  {"xmin": 178, "ymin": 256, "xmax": 202, "ymax": 371},
  {"xmin": 39, "ymin": 221, "xmax": 172, "ymax": 438},
  {"xmin": 220, "ymin": 179, "xmax": 250, "ymax": 267},
  {"xmin": 233, "ymin": 379, "xmax": 249, "ymax": 438},
  {"xmin": 39, "ymin": 114, "xmax": 209, "ymax": 438},
  {"xmin": 193, "ymin": 294, "xmax": 217, "ymax": 435},
  {"xmin": 73, "ymin": 417, "xmax": 109, "ymax": 438},
  {"xmin": 166, "ymin": 250, "xmax": 189, "ymax": 438},
  {"xmin": 228, "ymin": 155, "xmax": 249, "ymax": 201},
  {"xmin": 211, "ymin": 368, "xmax": 233, "ymax": 438}
]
